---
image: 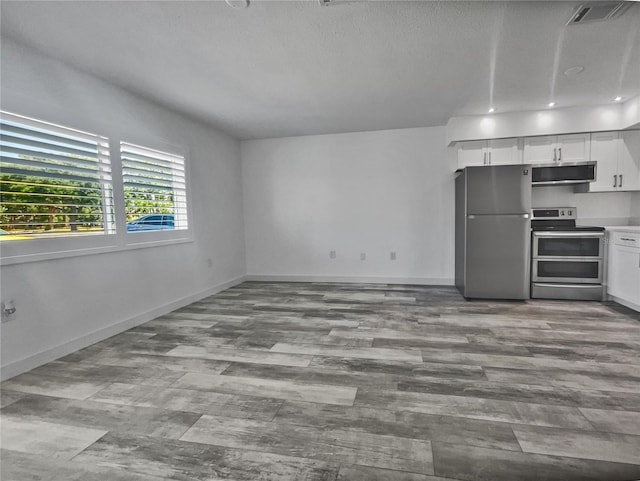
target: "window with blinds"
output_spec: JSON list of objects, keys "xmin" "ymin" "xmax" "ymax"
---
[
  {"xmin": 0, "ymin": 111, "xmax": 114, "ymax": 238},
  {"xmin": 121, "ymin": 142, "xmax": 188, "ymax": 233}
]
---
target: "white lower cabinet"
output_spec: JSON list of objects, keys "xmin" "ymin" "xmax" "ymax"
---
[{"xmin": 607, "ymin": 230, "xmax": 640, "ymax": 311}]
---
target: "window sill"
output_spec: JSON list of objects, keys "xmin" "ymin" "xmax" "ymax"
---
[{"xmin": 0, "ymin": 232, "xmax": 193, "ymax": 266}]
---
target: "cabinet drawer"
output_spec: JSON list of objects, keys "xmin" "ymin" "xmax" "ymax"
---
[{"xmin": 611, "ymin": 231, "xmax": 640, "ymax": 248}]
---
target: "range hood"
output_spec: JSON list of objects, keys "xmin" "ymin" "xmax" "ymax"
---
[{"xmin": 531, "ymin": 161, "xmax": 596, "ymax": 186}]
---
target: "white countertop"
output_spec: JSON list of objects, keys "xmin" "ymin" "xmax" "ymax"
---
[{"xmin": 604, "ymin": 226, "xmax": 640, "ymax": 232}]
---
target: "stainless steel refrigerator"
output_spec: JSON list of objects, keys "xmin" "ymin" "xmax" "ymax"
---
[{"xmin": 455, "ymin": 164, "xmax": 532, "ymax": 300}]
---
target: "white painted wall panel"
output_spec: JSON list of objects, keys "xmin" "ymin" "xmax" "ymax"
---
[
  {"xmin": 0, "ymin": 40, "xmax": 245, "ymax": 379},
  {"xmin": 241, "ymin": 127, "xmax": 456, "ymax": 284}
]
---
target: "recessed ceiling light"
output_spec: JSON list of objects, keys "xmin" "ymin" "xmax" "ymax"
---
[
  {"xmin": 614, "ymin": 96, "xmax": 623, "ymax": 102},
  {"xmin": 488, "ymin": 108, "xmax": 496, "ymax": 113},
  {"xmin": 224, "ymin": 0, "xmax": 250, "ymax": 8},
  {"xmin": 548, "ymin": 102, "xmax": 556, "ymax": 108},
  {"xmin": 564, "ymin": 66, "xmax": 584, "ymax": 76}
]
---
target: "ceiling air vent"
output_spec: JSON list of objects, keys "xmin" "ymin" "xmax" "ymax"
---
[{"xmin": 567, "ymin": 2, "xmax": 633, "ymax": 25}]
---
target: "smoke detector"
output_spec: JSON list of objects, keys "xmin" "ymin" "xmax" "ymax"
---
[{"xmin": 567, "ymin": 2, "xmax": 633, "ymax": 25}]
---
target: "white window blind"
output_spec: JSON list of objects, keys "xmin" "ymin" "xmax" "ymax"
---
[
  {"xmin": 121, "ymin": 142, "xmax": 188, "ymax": 232},
  {"xmin": 0, "ymin": 111, "xmax": 114, "ymax": 237}
]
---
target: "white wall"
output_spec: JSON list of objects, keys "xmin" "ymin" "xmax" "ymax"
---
[
  {"xmin": 532, "ymin": 186, "xmax": 635, "ymax": 226},
  {"xmin": 0, "ymin": 40, "xmax": 246, "ymax": 379},
  {"xmin": 241, "ymin": 127, "xmax": 456, "ymax": 284},
  {"xmin": 631, "ymin": 193, "xmax": 640, "ymax": 224}
]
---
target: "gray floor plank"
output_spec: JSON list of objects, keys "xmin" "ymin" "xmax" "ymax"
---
[
  {"xmin": 274, "ymin": 400, "xmax": 522, "ymax": 451},
  {"xmin": 337, "ymin": 465, "xmax": 456, "ymax": 481},
  {"xmin": 73, "ymin": 432, "xmax": 341, "ymax": 481},
  {"xmin": 1, "ymin": 394, "xmax": 201, "ymax": 439},
  {"xmin": 181, "ymin": 414, "xmax": 434, "ymax": 474},
  {"xmin": 165, "ymin": 344, "xmax": 313, "ymax": 366},
  {"xmin": 355, "ymin": 389, "xmax": 594, "ymax": 429},
  {"xmin": 271, "ymin": 342, "xmax": 424, "ymax": 362},
  {"xmin": 512, "ymin": 425, "xmax": 640, "ymax": 465},
  {"xmin": 2, "ymin": 373, "xmax": 109, "ymax": 400},
  {"xmin": 1, "ymin": 417, "xmax": 107, "ymax": 460},
  {"xmin": 89, "ymin": 382, "xmax": 283, "ymax": 420},
  {"xmin": 432, "ymin": 442, "xmax": 640, "ymax": 481},
  {"xmin": 175, "ymin": 371, "xmax": 358, "ymax": 406},
  {"xmin": 578, "ymin": 407, "xmax": 640, "ymax": 435},
  {"xmin": 0, "ymin": 449, "xmax": 170, "ymax": 481}
]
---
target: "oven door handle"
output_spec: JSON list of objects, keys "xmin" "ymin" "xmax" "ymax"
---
[
  {"xmin": 532, "ymin": 231, "xmax": 604, "ymax": 237},
  {"xmin": 533, "ymin": 283, "xmax": 603, "ymax": 289}
]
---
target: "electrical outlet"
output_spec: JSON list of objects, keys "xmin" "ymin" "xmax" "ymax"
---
[
  {"xmin": 207, "ymin": 258, "xmax": 213, "ymax": 268},
  {"xmin": 1, "ymin": 300, "xmax": 16, "ymax": 323},
  {"xmin": 330, "ymin": 250, "xmax": 336, "ymax": 259},
  {"xmin": 390, "ymin": 251, "xmax": 397, "ymax": 260},
  {"xmin": 360, "ymin": 252, "xmax": 366, "ymax": 261}
]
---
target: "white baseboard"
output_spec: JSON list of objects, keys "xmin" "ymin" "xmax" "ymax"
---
[
  {"xmin": 608, "ymin": 294, "xmax": 640, "ymax": 313},
  {"xmin": 0, "ymin": 275, "xmax": 246, "ymax": 381},
  {"xmin": 246, "ymin": 274, "xmax": 454, "ymax": 286}
]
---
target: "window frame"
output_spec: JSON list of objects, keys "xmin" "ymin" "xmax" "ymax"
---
[{"xmin": 0, "ymin": 112, "xmax": 193, "ymax": 266}]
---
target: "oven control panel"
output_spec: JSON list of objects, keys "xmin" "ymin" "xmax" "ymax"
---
[{"xmin": 531, "ymin": 207, "xmax": 576, "ymax": 220}]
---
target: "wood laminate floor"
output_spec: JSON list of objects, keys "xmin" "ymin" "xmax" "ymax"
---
[{"xmin": 2, "ymin": 282, "xmax": 640, "ymax": 481}]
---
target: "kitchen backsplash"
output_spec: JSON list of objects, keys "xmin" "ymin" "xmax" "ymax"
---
[{"xmin": 532, "ymin": 186, "xmax": 637, "ymax": 226}]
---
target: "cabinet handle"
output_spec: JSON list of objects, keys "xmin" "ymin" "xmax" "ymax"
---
[
  {"xmin": 619, "ymin": 174, "xmax": 623, "ymax": 188},
  {"xmin": 553, "ymin": 148, "xmax": 557, "ymax": 161},
  {"xmin": 558, "ymin": 147, "xmax": 562, "ymax": 161},
  {"xmin": 483, "ymin": 152, "xmax": 487, "ymax": 165},
  {"xmin": 614, "ymin": 174, "xmax": 618, "ymax": 188},
  {"xmin": 489, "ymin": 152, "xmax": 492, "ymax": 164}
]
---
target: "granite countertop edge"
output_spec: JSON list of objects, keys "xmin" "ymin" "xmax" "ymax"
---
[{"xmin": 604, "ymin": 226, "xmax": 640, "ymax": 232}]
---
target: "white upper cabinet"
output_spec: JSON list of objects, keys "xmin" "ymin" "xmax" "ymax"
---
[
  {"xmin": 584, "ymin": 130, "xmax": 640, "ymax": 192},
  {"xmin": 487, "ymin": 138, "xmax": 520, "ymax": 165},
  {"xmin": 457, "ymin": 138, "xmax": 519, "ymax": 169},
  {"xmin": 557, "ymin": 133, "xmax": 591, "ymax": 163},
  {"xmin": 618, "ymin": 130, "xmax": 640, "ymax": 191},
  {"xmin": 523, "ymin": 133, "xmax": 590, "ymax": 165},
  {"xmin": 523, "ymin": 136, "xmax": 555, "ymax": 164},
  {"xmin": 457, "ymin": 140, "xmax": 488, "ymax": 168},
  {"xmin": 589, "ymin": 132, "xmax": 619, "ymax": 192}
]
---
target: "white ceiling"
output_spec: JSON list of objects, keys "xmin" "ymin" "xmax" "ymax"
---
[{"xmin": 1, "ymin": 1, "xmax": 639, "ymax": 140}]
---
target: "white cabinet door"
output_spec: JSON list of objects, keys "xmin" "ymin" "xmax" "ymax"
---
[
  {"xmin": 457, "ymin": 141, "xmax": 487, "ymax": 169},
  {"xmin": 608, "ymin": 244, "xmax": 640, "ymax": 305},
  {"xmin": 523, "ymin": 136, "xmax": 555, "ymax": 164},
  {"xmin": 589, "ymin": 132, "xmax": 619, "ymax": 192},
  {"xmin": 557, "ymin": 133, "xmax": 590, "ymax": 163},
  {"xmin": 618, "ymin": 130, "xmax": 640, "ymax": 191},
  {"xmin": 487, "ymin": 138, "xmax": 520, "ymax": 165}
]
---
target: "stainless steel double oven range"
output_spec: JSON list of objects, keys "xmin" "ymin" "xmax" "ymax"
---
[{"xmin": 531, "ymin": 207, "xmax": 605, "ymax": 301}]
